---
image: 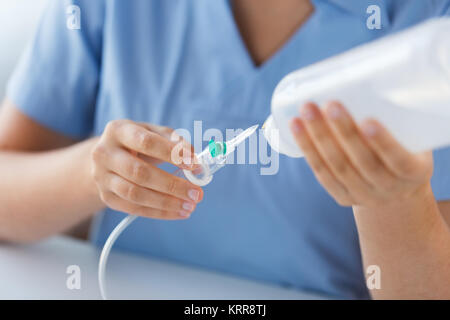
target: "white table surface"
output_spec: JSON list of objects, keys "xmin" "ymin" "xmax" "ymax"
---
[{"xmin": 0, "ymin": 236, "xmax": 324, "ymax": 300}]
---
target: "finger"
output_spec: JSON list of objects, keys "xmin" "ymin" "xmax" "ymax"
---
[
  {"xmin": 324, "ymin": 101, "xmax": 397, "ymax": 189},
  {"xmin": 360, "ymin": 118, "xmax": 432, "ymax": 180},
  {"xmin": 299, "ymin": 102, "xmax": 373, "ymax": 195},
  {"xmin": 107, "ymin": 121, "xmax": 195, "ymax": 169},
  {"xmin": 97, "ymin": 146, "xmax": 204, "ymax": 202},
  {"xmin": 105, "ymin": 173, "xmax": 197, "ymax": 214},
  {"xmin": 100, "ymin": 191, "xmax": 191, "ymax": 220},
  {"xmin": 138, "ymin": 122, "xmax": 196, "ymax": 155},
  {"xmin": 137, "ymin": 122, "xmax": 175, "ymax": 140},
  {"xmin": 131, "ymin": 123, "xmax": 199, "ymax": 168},
  {"xmin": 290, "ymin": 118, "xmax": 354, "ymax": 206}
]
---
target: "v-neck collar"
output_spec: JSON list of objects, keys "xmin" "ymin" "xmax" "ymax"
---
[{"xmin": 221, "ymin": 0, "xmax": 321, "ymax": 76}]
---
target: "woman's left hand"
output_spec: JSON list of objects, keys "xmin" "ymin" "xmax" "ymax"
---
[{"xmin": 290, "ymin": 101, "xmax": 434, "ymax": 209}]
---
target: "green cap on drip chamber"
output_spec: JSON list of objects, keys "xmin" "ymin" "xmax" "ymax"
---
[
  {"xmin": 209, "ymin": 139, "xmax": 227, "ymax": 158},
  {"xmin": 183, "ymin": 125, "xmax": 259, "ymax": 187}
]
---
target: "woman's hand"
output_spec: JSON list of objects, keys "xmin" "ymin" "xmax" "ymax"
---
[
  {"xmin": 91, "ymin": 120, "xmax": 203, "ymax": 220},
  {"xmin": 290, "ymin": 101, "xmax": 434, "ymax": 209}
]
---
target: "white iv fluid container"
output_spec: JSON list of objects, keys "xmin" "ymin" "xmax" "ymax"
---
[{"xmin": 263, "ymin": 18, "xmax": 450, "ymax": 158}]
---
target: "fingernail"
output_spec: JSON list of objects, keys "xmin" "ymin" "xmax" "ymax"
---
[
  {"xmin": 362, "ymin": 121, "xmax": 378, "ymax": 137},
  {"xmin": 188, "ymin": 189, "xmax": 200, "ymax": 202},
  {"xmin": 290, "ymin": 119, "xmax": 303, "ymax": 134},
  {"xmin": 301, "ymin": 104, "xmax": 316, "ymax": 121},
  {"xmin": 182, "ymin": 202, "xmax": 195, "ymax": 211},
  {"xmin": 327, "ymin": 102, "xmax": 342, "ymax": 119},
  {"xmin": 179, "ymin": 210, "xmax": 191, "ymax": 218}
]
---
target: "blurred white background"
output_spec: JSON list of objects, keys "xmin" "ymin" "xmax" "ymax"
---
[{"xmin": 0, "ymin": 0, "xmax": 48, "ymax": 99}]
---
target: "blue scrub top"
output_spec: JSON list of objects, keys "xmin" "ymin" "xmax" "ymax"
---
[{"xmin": 7, "ymin": 0, "xmax": 450, "ymax": 299}]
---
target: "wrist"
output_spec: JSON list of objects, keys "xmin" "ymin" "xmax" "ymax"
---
[
  {"xmin": 353, "ymin": 181, "xmax": 440, "ymax": 242},
  {"xmin": 354, "ymin": 181, "xmax": 435, "ymax": 215},
  {"xmin": 79, "ymin": 137, "xmax": 103, "ymax": 206}
]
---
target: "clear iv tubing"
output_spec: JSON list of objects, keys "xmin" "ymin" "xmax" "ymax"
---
[
  {"xmin": 98, "ymin": 125, "xmax": 258, "ymax": 300},
  {"xmin": 97, "ymin": 166, "xmax": 210, "ymax": 300},
  {"xmin": 98, "ymin": 214, "xmax": 137, "ymax": 300}
]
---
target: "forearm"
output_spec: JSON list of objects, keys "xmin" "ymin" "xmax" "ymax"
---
[
  {"xmin": 353, "ymin": 183, "xmax": 450, "ymax": 299},
  {"xmin": 0, "ymin": 137, "xmax": 105, "ymax": 243}
]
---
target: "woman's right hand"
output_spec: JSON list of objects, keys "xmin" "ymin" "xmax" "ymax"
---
[{"xmin": 90, "ymin": 120, "xmax": 203, "ymax": 220}]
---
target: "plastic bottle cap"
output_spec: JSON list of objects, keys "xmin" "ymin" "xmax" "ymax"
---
[{"xmin": 263, "ymin": 115, "xmax": 303, "ymax": 158}]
